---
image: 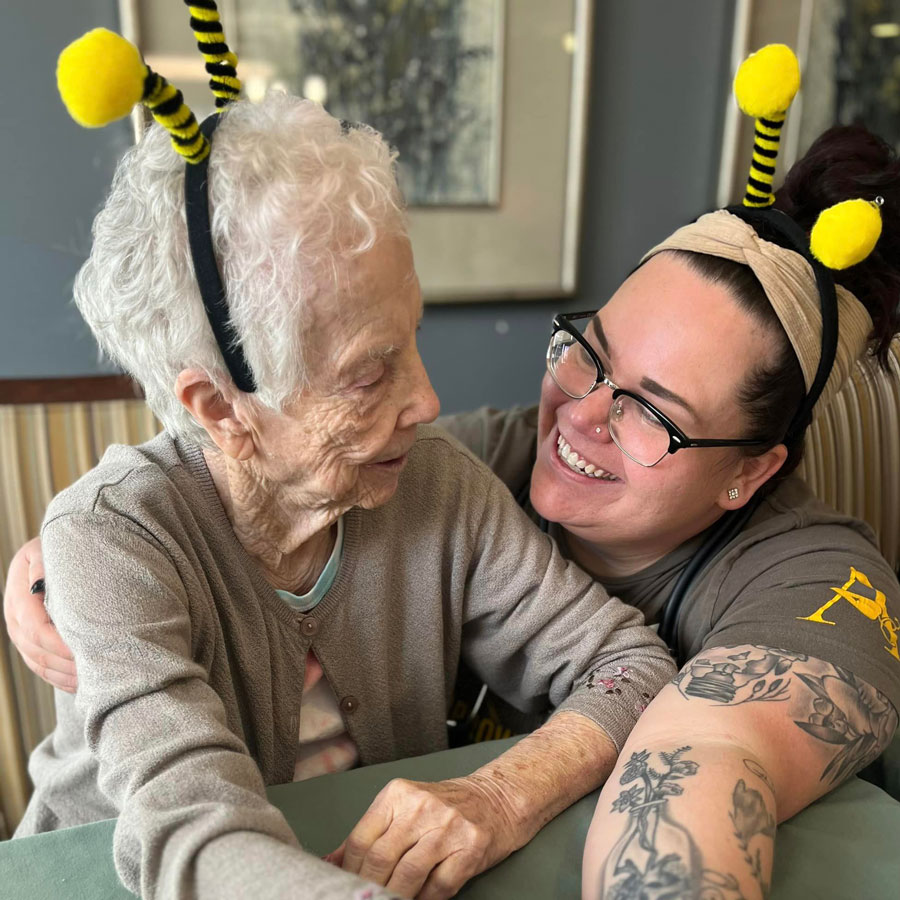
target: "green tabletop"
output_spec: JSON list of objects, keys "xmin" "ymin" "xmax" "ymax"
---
[{"xmin": 3, "ymin": 737, "xmax": 899, "ymax": 898}]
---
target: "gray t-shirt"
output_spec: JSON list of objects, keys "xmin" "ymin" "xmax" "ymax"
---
[{"xmin": 439, "ymin": 406, "xmax": 900, "ymax": 722}]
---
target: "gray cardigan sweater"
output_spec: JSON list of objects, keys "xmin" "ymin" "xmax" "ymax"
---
[{"xmin": 17, "ymin": 425, "xmax": 675, "ymax": 898}]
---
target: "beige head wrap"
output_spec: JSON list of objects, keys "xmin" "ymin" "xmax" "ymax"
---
[{"xmin": 641, "ymin": 209, "xmax": 873, "ymax": 421}]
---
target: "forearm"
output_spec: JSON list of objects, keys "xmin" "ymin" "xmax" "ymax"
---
[
  {"xmin": 196, "ymin": 832, "xmax": 400, "ymax": 900},
  {"xmin": 582, "ymin": 730, "xmax": 775, "ymax": 900},
  {"xmin": 466, "ymin": 711, "xmax": 618, "ymax": 848},
  {"xmin": 582, "ymin": 640, "xmax": 900, "ymax": 900}
]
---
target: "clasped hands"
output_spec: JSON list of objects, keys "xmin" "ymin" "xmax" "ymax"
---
[{"xmin": 326, "ymin": 772, "xmax": 525, "ymax": 899}]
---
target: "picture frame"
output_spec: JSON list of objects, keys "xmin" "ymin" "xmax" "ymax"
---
[{"xmin": 118, "ymin": 0, "xmax": 593, "ymax": 302}]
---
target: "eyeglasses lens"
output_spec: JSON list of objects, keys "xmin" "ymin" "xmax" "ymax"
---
[
  {"xmin": 547, "ymin": 329, "xmax": 597, "ymax": 399},
  {"xmin": 609, "ymin": 395, "xmax": 669, "ymax": 467},
  {"xmin": 547, "ymin": 328, "xmax": 670, "ymax": 467}
]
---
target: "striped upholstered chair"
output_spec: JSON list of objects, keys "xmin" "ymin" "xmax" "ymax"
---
[{"xmin": 0, "ymin": 392, "xmax": 159, "ymax": 837}]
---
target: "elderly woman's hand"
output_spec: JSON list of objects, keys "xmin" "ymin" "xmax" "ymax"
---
[
  {"xmin": 3, "ymin": 537, "xmax": 77, "ymax": 692},
  {"xmin": 329, "ymin": 713, "xmax": 618, "ymax": 898},
  {"xmin": 326, "ymin": 773, "xmax": 521, "ymax": 900}
]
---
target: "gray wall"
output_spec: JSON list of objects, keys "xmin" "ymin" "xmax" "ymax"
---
[
  {"xmin": 0, "ymin": 1, "xmax": 734, "ymax": 413},
  {"xmin": 1, "ymin": 0, "xmax": 131, "ymax": 379}
]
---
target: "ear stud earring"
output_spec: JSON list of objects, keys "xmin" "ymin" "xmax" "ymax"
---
[{"xmin": 728, "ymin": 488, "xmax": 740, "ymax": 500}]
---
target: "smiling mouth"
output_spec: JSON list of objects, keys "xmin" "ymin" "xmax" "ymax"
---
[
  {"xmin": 367, "ymin": 451, "xmax": 409, "ymax": 470},
  {"xmin": 556, "ymin": 433, "xmax": 621, "ymax": 481}
]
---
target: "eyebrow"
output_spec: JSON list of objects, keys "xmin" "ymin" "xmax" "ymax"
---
[
  {"xmin": 639, "ymin": 376, "xmax": 699, "ymax": 422},
  {"xmin": 367, "ymin": 345, "xmax": 399, "ymax": 362},
  {"xmin": 590, "ymin": 315, "xmax": 699, "ymax": 422},
  {"xmin": 345, "ymin": 309, "xmax": 422, "ymax": 372},
  {"xmin": 588, "ymin": 315, "xmax": 612, "ymax": 360}
]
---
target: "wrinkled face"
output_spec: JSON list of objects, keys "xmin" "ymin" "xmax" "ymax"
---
[
  {"xmin": 531, "ymin": 252, "xmax": 775, "ymax": 556},
  {"xmin": 249, "ymin": 235, "xmax": 440, "ymax": 514}
]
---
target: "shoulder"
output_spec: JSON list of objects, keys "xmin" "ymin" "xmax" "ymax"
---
[
  {"xmin": 38, "ymin": 436, "xmax": 205, "ymax": 632},
  {"xmin": 371, "ymin": 423, "xmax": 539, "ymax": 544},
  {"xmin": 404, "ymin": 423, "xmax": 505, "ymax": 493},
  {"xmin": 706, "ymin": 476, "xmax": 885, "ymax": 580},
  {"xmin": 759, "ymin": 476, "xmax": 880, "ymax": 544},
  {"xmin": 41, "ymin": 432, "xmax": 204, "ymax": 556},
  {"xmin": 433, "ymin": 405, "xmax": 539, "ymax": 493}
]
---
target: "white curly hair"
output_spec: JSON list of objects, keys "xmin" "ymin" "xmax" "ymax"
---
[{"xmin": 74, "ymin": 91, "xmax": 407, "ymax": 443}]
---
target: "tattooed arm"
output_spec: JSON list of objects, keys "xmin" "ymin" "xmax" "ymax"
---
[{"xmin": 581, "ymin": 645, "xmax": 899, "ymax": 900}]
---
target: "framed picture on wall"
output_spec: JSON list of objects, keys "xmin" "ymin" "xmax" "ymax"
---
[{"xmin": 118, "ymin": 0, "xmax": 592, "ymax": 302}]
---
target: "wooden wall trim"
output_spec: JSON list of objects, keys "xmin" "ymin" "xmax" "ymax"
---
[{"xmin": 0, "ymin": 376, "xmax": 144, "ymax": 405}]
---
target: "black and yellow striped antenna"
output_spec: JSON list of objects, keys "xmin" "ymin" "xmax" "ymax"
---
[
  {"xmin": 57, "ymin": 28, "xmax": 211, "ymax": 164},
  {"xmin": 56, "ymin": 12, "xmax": 256, "ymax": 392},
  {"xmin": 184, "ymin": 0, "xmax": 242, "ymax": 108},
  {"xmin": 733, "ymin": 44, "xmax": 801, "ymax": 208},
  {"xmin": 732, "ymin": 43, "xmax": 884, "ymax": 270}
]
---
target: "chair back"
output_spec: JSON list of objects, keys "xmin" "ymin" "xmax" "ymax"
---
[{"xmin": 800, "ymin": 337, "xmax": 900, "ymax": 571}]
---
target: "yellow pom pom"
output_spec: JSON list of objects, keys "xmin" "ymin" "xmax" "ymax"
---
[
  {"xmin": 810, "ymin": 199, "xmax": 883, "ymax": 270},
  {"xmin": 57, "ymin": 28, "xmax": 147, "ymax": 127},
  {"xmin": 734, "ymin": 44, "xmax": 801, "ymax": 118}
]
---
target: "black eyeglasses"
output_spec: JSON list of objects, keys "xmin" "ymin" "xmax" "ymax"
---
[{"xmin": 546, "ymin": 311, "xmax": 771, "ymax": 467}]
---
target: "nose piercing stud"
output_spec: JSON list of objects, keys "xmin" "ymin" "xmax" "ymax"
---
[
  {"xmin": 595, "ymin": 426, "xmax": 602, "ymax": 434},
  {"xmin": 728, "ymin": 488, "xmax": 739, "ymax": 500}
]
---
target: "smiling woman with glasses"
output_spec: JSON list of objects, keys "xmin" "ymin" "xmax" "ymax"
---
[
  {"xmin": 445, "ymin": 121, "xmax": 899, "ymax": 899},
  {"xmin": 547, "ymin": 311, "xmax": 771, "ymax": 467}
]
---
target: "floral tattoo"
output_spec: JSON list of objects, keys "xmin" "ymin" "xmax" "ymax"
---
[
  {"xmin": 674, "ymin": 645, "xmax": 898, "ymax": 785},
  {"xmin": 603, "ymin": 748, "xmax": 752, "ymax": 900}
]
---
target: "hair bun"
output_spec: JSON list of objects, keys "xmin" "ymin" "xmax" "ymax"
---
[{"xmin": 775, "ymin": 125, "xmax": 900, "ymax": 363}]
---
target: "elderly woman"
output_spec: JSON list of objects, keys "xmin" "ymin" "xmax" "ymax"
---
[{"xmin": 3, "ymin": 35, "xmax": 677, "ymax": 900}]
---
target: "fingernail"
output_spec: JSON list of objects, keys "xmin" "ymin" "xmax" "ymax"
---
[{"xmin": 30, "ymin": 579, "xmax": 45, "ymax": 594}]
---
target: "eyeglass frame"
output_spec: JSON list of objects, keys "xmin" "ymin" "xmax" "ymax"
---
[{"xmin": 547, "ymin": 311, "xmax": 773, "ymax": 467}]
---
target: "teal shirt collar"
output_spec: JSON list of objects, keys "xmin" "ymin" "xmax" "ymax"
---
[{"xmin": 275, "ymin": 517, "xmax": 345, "ymax": 613}]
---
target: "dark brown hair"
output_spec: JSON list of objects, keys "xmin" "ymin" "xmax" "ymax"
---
[{"xmin": 674, "ymin": 124, "xmax": 900, "ymax": 491}]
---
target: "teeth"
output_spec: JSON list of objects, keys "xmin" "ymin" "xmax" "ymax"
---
[{"xmin": 555, "ymin": 433, "xmax": 619, "ymax": 481}]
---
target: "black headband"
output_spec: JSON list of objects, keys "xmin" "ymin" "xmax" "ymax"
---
[
  {"xmin": 725, "ymin": 204, "xmax": 839, "ymax": 442},
  {"xmin": 184, "ymin": 114, "xmax": 256, "ymax": 393}
]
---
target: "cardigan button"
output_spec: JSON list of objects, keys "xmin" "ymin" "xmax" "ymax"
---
[
  {"xmin": 300, "ymin": 617, "xmax": 318, "ymax": 637},
  {"xmin": 339, "ymin": 695, "xmax": 359, "ymax": 715}
]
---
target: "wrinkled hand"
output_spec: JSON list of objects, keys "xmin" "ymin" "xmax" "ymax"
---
[
  {"xmin": 326, "ymin": 775, "xmax": 521, "ymax": 900},
  {"xmin": 3, "ymin": 537, "xmax": 77, "ymax": 692}
]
